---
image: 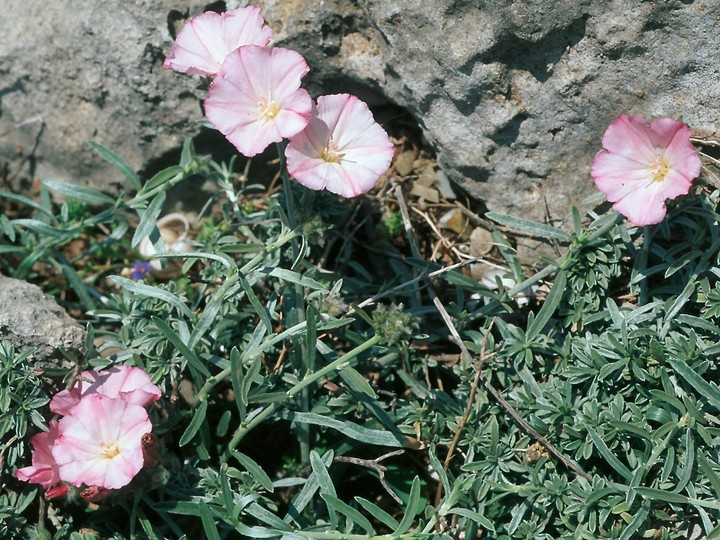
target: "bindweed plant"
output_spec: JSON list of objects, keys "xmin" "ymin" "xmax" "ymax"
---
[{"xmin": 1, "ymin": 4, "xmax": 720, "ymax": 540}]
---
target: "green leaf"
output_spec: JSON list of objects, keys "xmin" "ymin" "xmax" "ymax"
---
[
  {"xmin": 131, "ymin": 191, "xmax": 166, "ymax": 248},
  {"xmin": 42, "ymin": 179, "xmax": 116, "ymax": 206},
  {"xmin": 265, "ymin": 267, "xmax": 328, "ymax": 291},
  {"xmin": 179, "ymin": 400, "xmax": 208, "ymax": 446},
  {"xmin": 280, "ymin": 412, "xmax": 404, "ymax": 447},
  {"xmin": 322, "ymin": 494, "xmax": 375, "ymax": 535},
  {"xmin": 310, "ymin": 450, "xmax": 337, "ymax": 526},
  {"xmin": 231, "ymin": 451, "xmax": 274, "ymax": 492},
  {"xmin": 0, "ymin": 190, "xmax": 54, "ymax": 217},
  {"xmin": 393, "ymin": 476, "xmax": 422, "ymax": 535},
  {"xmin": 142, "ymin": 165, "xmax": 184, "ymax": 193},
  {"xmin": 180, "ymin": 138, "xmax": 195, "ymax": 168},
  {"xmin": 89, "ymin": 140, "xmax": 142, "ymax": 190},
  {"xmin": 238, "ymin": 272, "xmax": 272, "ymax": 333},
  {"xmin": 285, "ymin": 451, "xmax": 332, "ymax": 524},
  {"xmin": 151, "ymin": 316, "xmax": 210, "ymax": 378},
  {"xmin": 197, "ymin": 501, "xmax": 221, "ymax": 540},
  {"xmin": 668, "ymin": 356, "xmax": 720, "ymax": 410},
  {"xmin": 486, "ymin": 212, "xmax": 572, "ymax": 241},
  {"xmin": 526, "ymin": 270, "xmax": 566, "ymax": 341},
  {"xmin": 110, "ymin": 276, "xmax": 193, "ymax": 319},
  {"xmin": 586, "ymin": 426, "xmax": 632, "ymax": 480},
  {"xmin": 230, "ymin": 347, "xmax": 246, "ymax": 421},
  {"xmin": 355, "ymin": 497, "xmax": 400, "ymax": 530},
  {"xmin": 448, "ymin": 508, "xmax": 495, "ymax": 532}
]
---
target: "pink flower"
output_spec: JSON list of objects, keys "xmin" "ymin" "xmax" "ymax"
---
[
  {"xmin": 15, "ymin": 419, "xmax": 61, "ymax": 488},
  {"xmin": 52, "ymin": 394, "xmax": 152, "ymax": 490},
  {"xmin": 164, "ymin": 6, "xmax": 273, "ymax": 77},
  {"xmin": 591, "ymin": 114, "xmax": 701, "ymax": 226},
  {"xmin": 50, "ymin": 365, "xmax": 161, "ymax": 416},
  {"xmin": 285, "ymin": 94, "xmax": 394, "ymax": 197},
  {"xmin": 204, "ymin": 45, "xmax": 312, "ymax": 157}
]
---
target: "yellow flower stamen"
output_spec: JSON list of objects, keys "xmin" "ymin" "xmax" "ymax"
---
[
  {"xmin": 260, "ymin": 101, "xmax": 280, "ymax": 121},
  {"xmin": 99, "ymin": 442, "xmax": 121, "ymax": 460},
  {"xmin": 320, "ymin": 139, "xmax": 344, "ymax": 164},
  {"xmin": 650, "ymin": 155, "xmax": 670, "ymax": 182}
]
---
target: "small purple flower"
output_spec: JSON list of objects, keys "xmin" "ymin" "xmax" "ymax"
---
[{"xmin": 130, "ymin": 261, "xmax": 153, "ymax": 280}]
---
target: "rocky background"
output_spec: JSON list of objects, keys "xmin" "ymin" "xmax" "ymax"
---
[{"xmin": 1, "ymin": 0, "xmax": 718, "ymax": 231}]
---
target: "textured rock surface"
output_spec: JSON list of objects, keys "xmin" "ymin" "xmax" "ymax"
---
[
  {"xmin": 0, "ymin": 0, "xmax": 209, "ymax": 189},
  {"xmin": 0, "ymin": 275, "xmax": 85, "ymax": 368},
  {"xmin": 2, "ymin": 0, "xmax": 719, "ymax": 242}
]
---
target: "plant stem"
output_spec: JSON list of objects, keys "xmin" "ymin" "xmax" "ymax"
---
[{"xmin": 276, "ymin": 141, "xmax": 311, "ymax": 464}]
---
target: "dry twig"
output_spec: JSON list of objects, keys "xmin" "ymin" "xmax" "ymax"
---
[{"xmin": 335, "ymin": 449, "xmax": 405, "ymax": 505}]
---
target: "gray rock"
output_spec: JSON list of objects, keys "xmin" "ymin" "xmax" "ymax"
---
[
  {"xmin": 2, "ymin": 0, "xmax": 719, "ymax": 258},
  {"xmin": 0, "ymin": 275, "xmax": 85, "ymax": 368},
  {"xmin": 0, "ymin": 0, "xmax": 210, "ymax": 190}
]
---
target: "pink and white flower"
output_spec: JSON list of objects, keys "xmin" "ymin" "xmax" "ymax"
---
[
  {"xmin": 204, "ymin": 45, "xmax": 312, "ymax": 157},
  {"xmin": 52, "ymin": 394, "xmax": 152, "ymax": 490},
  {"xmin": 51, "ymin": 365, "xmax": 161, "ymax": 416},
  {"xmin": 14, "ymin": 419, "xmax": 61, "ymax": 488},
  {"xmin": 285, "ymin": 94, "xmax": 394, "ymax": 197},
  {"xmin": 164, "ymin": 6, "xmax": 273, "ymax": 77},
  {"xmin": 591, "ymin": 114, "xmax": 701, "ymax": 226}
]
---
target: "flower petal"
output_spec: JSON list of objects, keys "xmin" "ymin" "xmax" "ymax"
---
[
  {"xmin": 15, "ymin": 419, "xmax": 61, "ymax": 488},
  {"xmin": 286, "ymin": 94, "xmax": 394, "ymax": 197},
  {"xmin": 164, "ymin": 7, "xmax": 273, "ymax": 76},
  {"xmin": 51, "ymin": 365, "xmax": 161, "ymax": 415},
  {"xmin": 53, "ymin": 395, "xmax": 151, "ymax": 489},
  {"xmin": 205, "ymin": 46, "xmax": 312, "ymax": 157},
  {"xmin": 591, "ymin": 114, "xmax": 700, "ymax": 225}
]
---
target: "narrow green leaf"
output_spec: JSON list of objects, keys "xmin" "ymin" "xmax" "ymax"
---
[
  {"xmin": 132, "ymin": 191, "xmax": 166, "ymax": 248},
  {"xmin": 668, "ymin": 356, "xmax": 720, "ymax": 410},
  {"xmin": 265, "ymin": 267, "xmax": 328, "ymax": 291},
  {"xmin": 393, "ymin": 476, "xmax": 421, "ymax": 535},
  {"xmin": 355, "ymin": 497, "xmax": 400, "ymax": 530},
  {"xmin": 618, "ymin": 500, "xmax": 650, "ymax": 540},
  {"xmin": 634, "ymin": 486, "xmax": 688, "ymax": 504},
  {"xmin": 586, "ymin": 426, "xmax": 632, "ymax": 480},
  {"xmin": 486, "ymin": 212, "xmax": 572, "ymax": 240},
  {"xmin": 238, "ymin": 272, "xmax": 272, "ymax": 333},
  {"xmin": 285, "ymin": 451, "xmax": 332, "ymax": 524},
  {"xmin": 0, "ymin": 191, "xmax": 54, "ymax": 217},
  {"xmin": 527, "ymin": 270, "xmax": 566, "ymax": 341},
  {"xmin": 280, "ymin": 412, "xmax": 404, "ymax": 447},
  {"xmin": 43, "ymin": 179, "xmax": 116, "ymax": 205},
  {"xmin": 230, "ymin": 347, "xmax": 246, "ymax": 421},
  {"xmin": 448, "ymin": 508, "xmax": 495, "ymax": 532},
  {"xmin": 110, "ymin": 276, "xmax": 192, "ymax": 319},
  {"xmin": 231, "ymin": 451, "xmax": 274, "ymax": 492},
  {"xmin": 152, "ymin": 316, "xmax": 210, "ymax": 378},
  {"xmin": 180, "ymin": 138, "xmax": 195, "ymax": 168},
  {"xmin": 57, "ymin": 260, "xmax": 96, "ymax": 311},
  {"xmin": 245, "ymin": 503, "xmax": 292, "ymax": 531},
  {"xmin": 142, "ymin": 165, "xmax": 184, "ymax": 193},
  {"xmin": 179, "ymin": 400, "xmax": 208, "ymax": 446},
  {"xmin": 310, "ymin": 450, "xmax": 337, "ymax": 527},
  {"xmin": 197, "ymin": 500, "xmax": 221, "ymax": 540},
  {"xmin": 322, "ymin": 494, "xmax": 375, "ymax": 535},
  {"xmin": 338, "ymin": 366, "xmax": 377, "ymax": 398},
  {"xmin": 697, "ymin": 451, "xmax": 720, "ymax": 497},
  {"xmin": 89, "ymin": 140, "xmax": 142, "ymax": 190},
  {"xmin": 11, "ymin": 219, "xmax": 67, "ymax": 238}
]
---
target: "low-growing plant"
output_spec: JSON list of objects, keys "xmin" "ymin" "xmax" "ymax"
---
[{"xmin": 1, "ymin": 4, "xmax": 720, "ymax": 540}]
